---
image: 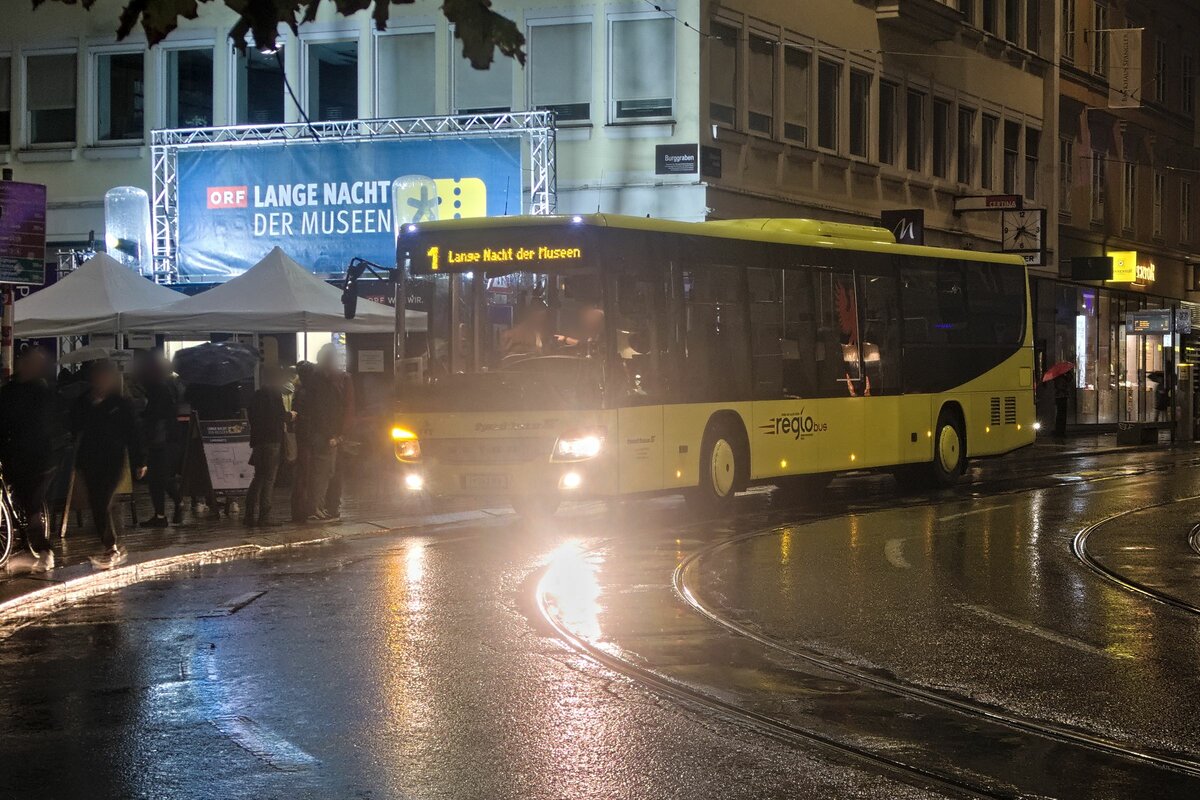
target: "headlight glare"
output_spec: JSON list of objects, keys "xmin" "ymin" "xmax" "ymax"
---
[
  {"xmin": 552, "ymin": 431, "xmax": 605, "ymax": 462},
  {"xmin": 391, "ymin": 427, "xmax": 421, "ymax": 462}
]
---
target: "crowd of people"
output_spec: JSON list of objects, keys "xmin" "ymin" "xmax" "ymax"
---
[{"xmin": 0, "ymin": 342, "xmax": 356, "ymax": 573}]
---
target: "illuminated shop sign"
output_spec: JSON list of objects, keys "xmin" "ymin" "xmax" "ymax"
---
[
  {"xmin": 175, "ymin": 138, "xmax": 521, "ymax": 280},
  {"xmin": 1107, "ymin": 250, "xmax": 1155, "ymax": 285}
]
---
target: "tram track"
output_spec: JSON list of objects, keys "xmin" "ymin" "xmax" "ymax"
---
[{"xmin": 1071, "ymin": 494, "xmax": 1200, "ymax": 617}]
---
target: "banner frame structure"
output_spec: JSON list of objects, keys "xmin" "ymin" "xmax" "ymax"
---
[{"xmin": 150, "ymin": 111, "xmax": 558, "ymax": 284}]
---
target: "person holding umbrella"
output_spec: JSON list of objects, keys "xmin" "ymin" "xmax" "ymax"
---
[{"xmin": 1043, "ymin": 361, "xmax": 1074, "ymax": 438}]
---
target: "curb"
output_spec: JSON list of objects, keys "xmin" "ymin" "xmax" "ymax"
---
[{"xmin": 0, "ymin": 506, "xmax": 512, "ymax": 639}]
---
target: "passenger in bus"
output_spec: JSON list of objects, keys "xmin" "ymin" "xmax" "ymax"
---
[
  {"xmin": 554, "ymin": 305, "xmax": 606, "ymax": 358},
  {"xmin": 501, "ymin": 300, "xmax": 551, "ymax": 361}
]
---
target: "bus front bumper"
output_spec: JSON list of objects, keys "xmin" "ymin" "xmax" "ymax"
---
[{"xmin": 397, "ymin": 459, "xmax": 608, "ymax": 498}]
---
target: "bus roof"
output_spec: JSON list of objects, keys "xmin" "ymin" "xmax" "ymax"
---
[{"xmin": 403, "ymin": 213, "xmax": 1027, "ymax": 267}]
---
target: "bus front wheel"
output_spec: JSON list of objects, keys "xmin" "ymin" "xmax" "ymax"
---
[{"xmin": 687, "ymin": 419, "xmax": 748, "ymax": 514}]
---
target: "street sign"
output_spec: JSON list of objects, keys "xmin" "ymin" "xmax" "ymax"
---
[
  {"xmin": 953, "ymin": 194, "xmax": 1023, "ymax": 213},
  {"xmin": 1126, "ymin": 309, "xmax": 1173, "ymax": 334},
  {"xmin": 0, "ymin": 180, "xmax": 47, "ymax": 285},
  {"xmin": 655, "ymin": 144, "xmax": 699, "ymax": 175}
]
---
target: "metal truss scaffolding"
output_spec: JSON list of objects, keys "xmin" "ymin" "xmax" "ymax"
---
[{"xmin": 150, "ymin": 111, "xmax": 557, "ymax": 283}]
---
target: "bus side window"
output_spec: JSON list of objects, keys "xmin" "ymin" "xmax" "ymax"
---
[
  {"xmin": 817, "ymin": 271, "xmax": 862, "ymax": 396},
  {"xmin": 857, "ymin": 273, "xmax": 901, "ymax": 395},
  {"xmin": 782, "ymin": 269, "xmax": 819, "ymax": 398},
  {"xmin": 681, "ymin": 266, "xmax": 751, "ymax": 402},
  {"xmin": 614, "ymin": 275, "xmax": 669, "ymax": 404},
  {"xmin": 748, "ymin": 267, "xmax": 784, "ymax": 399}
]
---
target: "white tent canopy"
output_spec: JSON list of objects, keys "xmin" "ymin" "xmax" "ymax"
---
[
  {"xmin": 124, "ymin": 247, "xmax": 424, "ymax": 334},
  {"xmin": 14, "ymin": 253, "xmax": 183, "ymax": 337}
]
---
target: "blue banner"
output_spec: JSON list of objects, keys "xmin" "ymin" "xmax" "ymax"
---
[{"xmin": 176, "ymin": 138, "xmax": 522, "ymax": 280}]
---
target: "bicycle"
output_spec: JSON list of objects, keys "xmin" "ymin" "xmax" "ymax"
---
[{"xmin": 0, "ymin": 458, "xmax": 19, "ymax": 568}]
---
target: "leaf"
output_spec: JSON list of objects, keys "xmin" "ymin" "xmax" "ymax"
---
[
  {"xmin": 117, "ymin": 0, "xmax": 201, "ymax": 46},
  {"xmin": 444, "ymin": 0, "xmax": 526, "ymax": 69}
]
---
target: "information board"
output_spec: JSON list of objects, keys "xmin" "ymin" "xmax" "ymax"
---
[
  {"xmin": 199, "ymin": 419, "xmax": 253, "ymax": 492},
  {"xmin": 1125, "ymin": 309, "xmax": 1173, "ymax": 334},
  {"xmin": 0, "ymin": 181, "xmax": 47, "ymax": 285}
]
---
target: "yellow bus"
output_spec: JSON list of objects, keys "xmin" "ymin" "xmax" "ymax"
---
[{"xmin": 388, "ymin": 214, "xmax": 1035, "ymax": 515}]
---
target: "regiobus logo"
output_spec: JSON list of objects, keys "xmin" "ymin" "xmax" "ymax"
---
[{"xmin": 207, "ymin": 186, "xmax": 248, "ymax": 209}]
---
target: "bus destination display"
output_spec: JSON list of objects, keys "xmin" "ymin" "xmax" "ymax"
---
[{"xmin": 408, "ymin": 235, "xmax": 588, "ymax": 274}]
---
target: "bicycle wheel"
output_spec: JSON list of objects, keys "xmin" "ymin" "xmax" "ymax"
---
[{"xmin": 0, "ymin": 500, "xmax": 13, "ymax": 569}]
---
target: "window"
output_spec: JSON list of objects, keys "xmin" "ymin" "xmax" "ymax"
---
[
  {"xmin": 783, "ymin": 46, "xmax": 810, "ymax": 144},
  {"xmin": 878, "ymin": 80, "xmax": 898, "ymax": 164},
  {"xmin": 1184, "ymin": 53, "xmax": 1195, "ymax": 115},
  {"xmin": 1182, "ymin": 181, "xmax": 1192, "ymax": 242},
  {"xmin": 376, "ymin": 32, "xmax": 435, "ymax": 117},
  {"xmin": 235, "ymin": 46, "xmax": 284, "ymax": 125},
  {"xmin": 454, "ymin": 48, "xmax": 513, "ymax": 114},
  {"xmin": 1025, "ymin": 0, "xmax": 1040, "ymax": 53},
  {"xmin": 1155, "ymin": 39, "xmax": 1168, "ymax": 104},
  {"xmin": 819, "ymin": 272, "xmax": 862, "ymax": 395},
  {"xmin": 958, "ymin": 0, "xmax": 974, "ymax": 25},
  {"xmin": 932, "ymin": 98, "xmax": 951, "ymax": 179},
  {"xmin": 983, "ymin": 0, "xmax": 999, "ymax": 35},
  {"xmin": 1123, "ymin": 161, "xmax": 1136, "ymax": 231},
  {"xmin": 901, "ymin": 261, "xmax": 1023, "ymax": 347},
  {"xmin": 817, "ymin": 60, "xmax": 840, "ymax": 150},
  {"xmin": 531, "ymin": 22, "xmax": 592, "ymax": 123},
  {"xmin": 708, "ymin": 21, "xmax": 737, "ymax": 126},
  {"xmin": 1004, "ymin": 0, "xmax": 1022, "ymax": 45},
  {"xmin": 1062, "ymin": 0, "xmax": 1075, "ymax": 62},
  {"xmin": 981, "ymin": 114, "xmax": 998, "ymax": 189},
  {"xmin": 1003, "ymin": 121, "xmax": 1020, "ymax": 194},
  {"xmin": 1091, "ymin": 150, "xmax": 1106, "ymax": 221},
  {"xmin": 1093, "ymin": 4, "xmax": 1108, "ymax": 76},
  {"xmin": 681, "ymin": 264, "xmax": 750, "ymax": 402},
  {"xmin": 306, "ymin": 41, "xmax": 357, "ymax": 121},
  {"xmin": 906, "ymin": 89, "xmax": 925, "ymax": 172},
  {"xmin": 781, "ymin": 268, "xmax": 820, "ymax": 398},
  {"xmin": 1059, "ymin": 138, "xmax": 1073, "ymax": 213},
  {"xmin": 164, "ymin": 48, "xmax": 213, "ymax": 128},
  {"xmin": 858, "ymin": 274, "xmax": 901, "ymax": 395},
  {"xmin": 1024, "ymin": 127, "xmax": 1040, "ymax": 199},
  {"xmin": 748, "ymin": 35, "xmax": 775, "ymax": 135},
  {"xmin": 26, "ymin": 52, "xmax": 76, "ymax": 145},
  {"xmin": 613, "ymin": 270, "xmax": 671, "ymax": 403},
  {"xmin": 95, "ymin": 51, "xmax": 144, "ymax": 142},
  {"xmin": 0, "ymin": 57, "xmax": 10, "ymax": 147},
  {"xmin": 849, "ymin": 70, "xmax": 870, "ymax": 157},
  {"xmin": 610, "ymin": 16, "xmax": 674, "ymax": 121},
  {"xmin": 748, "ymin": 268, "xmax": 784, "ymax": 399},
  {"xmin": 957, "ymin": 106, "xmax": 975, "ymax": 184},
  {"xmin": 1153, "ymin": 172, "xmax": 1165, "ymax": 236}
]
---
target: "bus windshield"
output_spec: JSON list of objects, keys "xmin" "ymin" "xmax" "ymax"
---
[{"xmin": 400, "ymin": 268, "xmax": 609, "ymax": 412}]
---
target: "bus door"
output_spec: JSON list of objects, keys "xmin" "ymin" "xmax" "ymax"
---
[
  {"xmin": 816, "ymin": 271, "xmax": 866, "ymax": 471},
  {"xmin": 611, "ymin": 271, "xmax": 667, "ymax": 493}
]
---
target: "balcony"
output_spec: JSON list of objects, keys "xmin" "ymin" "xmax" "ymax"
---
[{"xmin": 873, "ymin": 0, "xmax": 964, "ymax": 40}]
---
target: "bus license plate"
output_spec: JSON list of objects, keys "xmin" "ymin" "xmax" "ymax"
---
[{"xmin": 464, "ymin": 474, "xmax": 509, "ymax": 491}]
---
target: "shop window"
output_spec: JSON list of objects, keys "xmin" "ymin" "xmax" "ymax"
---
[
  {"xmin": 453, "ymin": 44, "xmax": 513, "ymax": 114},
  {"xmin": 878, "ymin": 80, "xmax": 898, "ymax": 164},
  {"xmin": 748, "ymin": 268, "xmax": 784, "ymax": 399},
  {"xmin": 858, "ymin": 274, "xmax": 900, "ymax": 395},
  {"xmin": 932, "ymin": 98, "xmax": 951, "ymax": 179},
  {"xmin": 957, "ymin": 106, "xmax": 975, "ymax": 185},
  {"xmin": 681, "ymin": 265, "xmax": 750, "ymax": 402},
  {"xmin": 164, "ymin": 47, "xmax": 213, "ymax": 128},
  {"xmin": 376, "ymin": 32, "xmax": 435, "ymax": 117},
  {"xmin": 906, "ymin": 89, "xmax": 925, "ymax": 172},
  {"xmin": 95, "ymin": 51, "xmax": 143, "ymax": 142},
  {"xmin": 781, "ymin": 268, "xmax": 820, "ymax": 398},
  {"xmin": 748, "ymin": 35, "xmax": 775, "ymax": 135},
  {"xmin": 234, "ymin": 46, "xmax": 284, "ymax": 125},
  {"xmin": 0, "ymin": 57, "xmax": 10, "ymax": 147},
  {"xmin": 1003, "ymin": 120, "xmax": 1020, "ymax": 194},
  {"xmin": 1024, "ymin": 128, "xmax": 1040, "ymax": 200},
  {"xmin": 1062, "ymin": 0, "xmax": 1075, "ymax": 62},
  {"xmin": 1059, "ymin": 138, "xmax": 1073, "ymax": 213},
  {"xmin": 26, "ymin": 52, "xmax": 76, "ymax": 145},
  {"xmin": 783, "ymin": 46, "xmax": 810, "ymax": 144},
  {"xmin": 849, "ymin": 70, "xmax": 870, "ymax": 158},
  {"xmin": 530, "ymin": 22, "xmax": 592, "ymax": 123},
  {"xmin": 981, "ymin": 114, "xmax": 998, "ymax": 190},
  {"xmin": 1123, "ymin": 161, "xmax": 1136, "ymax": 231},
  {"xmin": 305, "ymin": 41, "xmax": 357, "ymax": 121},
  {"xmin": 817, "ymin": 59, "xmax": 840, "ymax": 150},
  {"xmin": 610, "ymin": 16, "xmax": 674, "ymax": 121},
  {"xmin": 708, "ymin": 21, "xmax": 737, "ymax": 126}
]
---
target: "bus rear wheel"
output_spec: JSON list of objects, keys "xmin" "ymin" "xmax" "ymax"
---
[{"xmin": 687, "ymin": 419, "xmax": 747, "ymax": 515}]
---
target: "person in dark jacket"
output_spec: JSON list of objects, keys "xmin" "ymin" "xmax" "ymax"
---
[
  {"xmin": 71, "ymin": 360, "xmax": 146, "ymax": 570},
  {"xmin": 319, "ymin": 345, "xmax": 355, "ymax": 520},
  {"xmin": 0, "ymin": 347, "xmax": 57, "ymax": 572},
  {"xmin": 139, "ymin": 356, "xmax": 185, "ymax": 527},
  {"xmin": 244, "ymin": 366, "xmax": 293, "ymax": 527},
  {"xmin": 290, "ymin": 361, "xmax": 315, "ymax": 523},
  {"xmin": 301, "ymin": 349, "xmax": 345, "ymax": 522}
]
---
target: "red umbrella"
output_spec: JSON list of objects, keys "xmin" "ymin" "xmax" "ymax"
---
[{"xmin": 1042, "ymin": 361, "xmax": 1075, "ymax": 382}]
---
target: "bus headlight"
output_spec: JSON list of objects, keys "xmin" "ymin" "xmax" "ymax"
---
[
  {"xmin": 391, "ymin": 427, "xmax": 421, "ymax": 462},
  {"xmin": 552, "ymin": 430, "xmax": 605, "ymax": 462}
]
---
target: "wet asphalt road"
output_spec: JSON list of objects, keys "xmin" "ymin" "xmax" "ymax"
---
[{"xmin": 3, "ymin": 448, "xmax": 1200, "ymax": 798}]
